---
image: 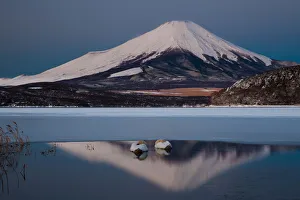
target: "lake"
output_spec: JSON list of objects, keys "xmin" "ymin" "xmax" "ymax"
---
[
  {"xmin": 1, "ymin": 108, "xmax": 300, "ymax": 199},
  {"xmin": 1, "ymin": 141, "xmax": 300, "ymax": 200}
]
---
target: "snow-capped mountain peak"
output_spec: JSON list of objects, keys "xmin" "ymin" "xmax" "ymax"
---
[
  {"xmin": 104, "ymin": 20, "xmax": 272, "ymax": 65},
  {"xmin": 150, "ymin": 20, "xmax": 271, "ymax": 64},
  {"xmin": 0, "ymin": 20, "xmax": 275, "ymax": 86}
]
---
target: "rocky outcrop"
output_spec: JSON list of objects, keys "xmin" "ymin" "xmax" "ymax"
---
[{"xmin": 211, "ymin": 65, "xmax": 300, "ymax": 105}]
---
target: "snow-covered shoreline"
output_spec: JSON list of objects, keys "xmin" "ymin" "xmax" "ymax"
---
[
  {"xmin": 1, "ymin": 104, "xmax": 300, "ymax": 108},
  {"xmin": 208, "ymin": 105, "xmax": 300, "ymax": 108},
  {"xmin": 1, "ymin": 107, "xmax": 300, "ymax": 117}
]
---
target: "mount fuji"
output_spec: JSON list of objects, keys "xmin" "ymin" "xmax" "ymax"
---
[
  {"xmin": 0, "ymin": 21, "xmax": 297, "ymax": 107},
  {"xmin": 0, "ymin": 21, "xmax": 293, "ymax": 88}
]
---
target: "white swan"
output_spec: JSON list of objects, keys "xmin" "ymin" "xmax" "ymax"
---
[
  {"xmin": 130, "ymin": 141, "xmax": 148, "ymax": 153},
  {"xmin": 155, "ymin": 140, "xmax": 172, "ymax": 151}
]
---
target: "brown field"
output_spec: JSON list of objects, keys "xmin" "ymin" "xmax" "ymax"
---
[{"xmin": 113, "ymin": 88, "xmax": 222, "ymax": 97}]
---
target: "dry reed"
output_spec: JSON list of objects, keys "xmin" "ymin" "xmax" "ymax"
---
[{"xmin": 0, "ymin": 122, "xmax": 29, "ymax": 194}]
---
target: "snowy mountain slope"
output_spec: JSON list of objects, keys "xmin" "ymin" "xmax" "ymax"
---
[
  {"xmin": 108, "ymin": 67, "xmax": 143, "ymax": 78},
  {"xmin": 0, "ymin": 21, "xmax": 291, "ymax": 86}
]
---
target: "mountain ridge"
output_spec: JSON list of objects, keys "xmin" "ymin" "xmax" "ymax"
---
[{"xmin": 0, "ymin": 20, "xmax": 291, "ymax": 87}]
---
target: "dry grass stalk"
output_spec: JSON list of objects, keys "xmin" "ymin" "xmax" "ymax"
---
[{"xmin": 0, "ymin": 122, "xmax": 29, "ymax": 194}]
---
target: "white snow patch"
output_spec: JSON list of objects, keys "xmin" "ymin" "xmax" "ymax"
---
[
  {"xmin": 28, "ymin": 87, "xmax": 43, "ymax": 90},
  {"xmin": 109, "ymin": 67, "xmax": 143, "ymax": 78},
  {"xmin": 116, "ymin": 91, "xmax": 162, "ymax": 95}
]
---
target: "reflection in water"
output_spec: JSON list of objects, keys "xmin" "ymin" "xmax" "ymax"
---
[
  {"xmin": 0, "ymin": 144, "xmax": 30, "ymax": 194},
  {"xmin": 0, "ymin": 122, "xmax": 30, "ymax": 195},
  {"xmin": 135, "ymin": 151, "xmax": 148, "ymax": 161},
  {"xmin": 2, "ymin": 140, "xmax": 300, "ymax": 199},
  {"xmin": 155, "ymin": 148, "xmax": 171, "ymax": 156},
  {"xmin": 56, "ymin": 141, "xmax": 295, "ymax": 191},
  {"xmin": 40, "ymin": 144, "xmax": 57, "ymax": 157}
]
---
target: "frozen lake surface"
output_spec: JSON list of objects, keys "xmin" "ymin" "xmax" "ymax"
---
[
  {"xmin": 1, "ymin": 107, "xmax": 300, "ymax": 117},
  {"xmin": 0, "ymin": 108, "xmax": 300, "ymax": 143}
]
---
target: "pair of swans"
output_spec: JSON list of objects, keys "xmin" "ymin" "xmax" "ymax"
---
[{"xmin": 130, "ymin": 140, "xmax": 172, "ymax": 155}]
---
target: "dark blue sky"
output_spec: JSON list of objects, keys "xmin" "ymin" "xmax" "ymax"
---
[{"xmin": 1, "ymin": 0, "xmax": 299, "ymax": 78}]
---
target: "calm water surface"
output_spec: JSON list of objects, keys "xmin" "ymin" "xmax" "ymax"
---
[{"xmin": 1, "ymin": 141, "xmax": 300, "ymax": 200}]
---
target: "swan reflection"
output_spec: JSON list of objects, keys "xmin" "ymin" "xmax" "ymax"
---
[
  {"xmin": 155, "ymin": 148, "xmax": 171, "ymax": 156},
  {"xmin": 135, "ymin": 151, "xmax": 148, "ymax": 161}
]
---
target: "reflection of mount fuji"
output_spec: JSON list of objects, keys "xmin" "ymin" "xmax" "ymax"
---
[{"xmin": 56, "ymin": 141, "xmax": 273, "ymax": 191}]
